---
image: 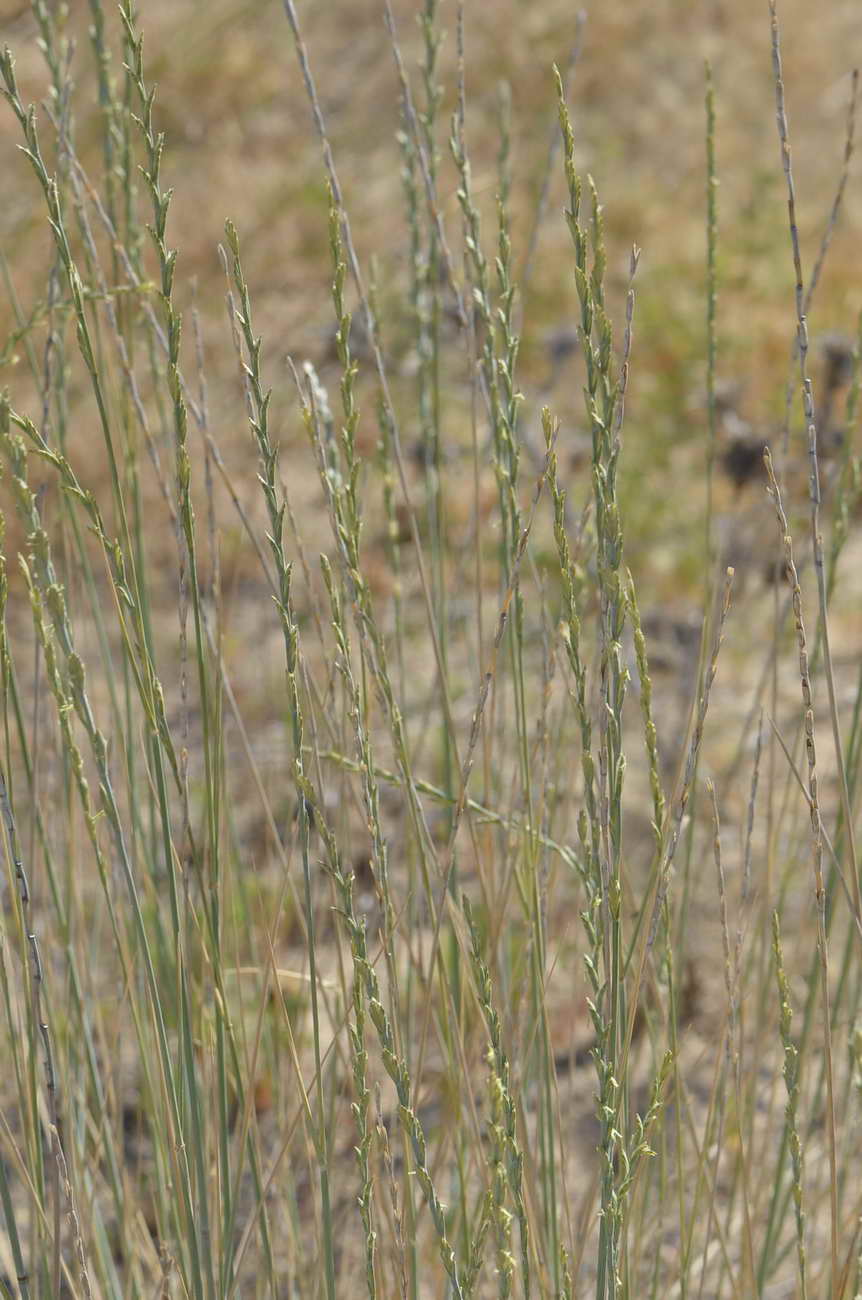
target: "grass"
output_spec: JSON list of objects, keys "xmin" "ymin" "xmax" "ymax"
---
[{"xmin": 0, "ymin": 0, "xmax": 861, "ymax": 1295}]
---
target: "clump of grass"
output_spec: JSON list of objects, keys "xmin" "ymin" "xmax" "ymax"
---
[{"xmin": 0, "ymin": 2, "xmax": 861, "ymax": 1298}]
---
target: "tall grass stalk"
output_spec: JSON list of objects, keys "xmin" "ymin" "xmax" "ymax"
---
[{"xmin": 764, "ymin": 446, "xmax": 838, "ymax": 1294}]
